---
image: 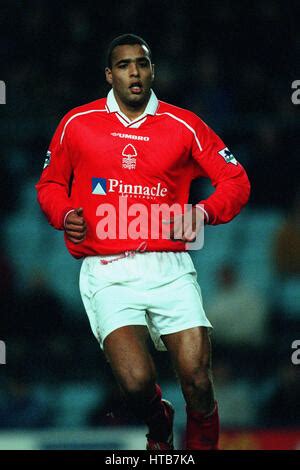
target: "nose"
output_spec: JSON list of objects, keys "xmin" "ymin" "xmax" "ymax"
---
[{"xmin": 129, "ymin": 62, "xmax": 139, "ymax": 77}]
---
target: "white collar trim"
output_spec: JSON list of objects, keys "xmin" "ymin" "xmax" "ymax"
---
[{"xmin": 106, "ymin": 89, "xmax": 158, "ymax": 126}]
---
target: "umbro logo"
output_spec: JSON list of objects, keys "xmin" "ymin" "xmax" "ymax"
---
[{"xmin": 111, "ymin": 132, "xmax": 150, "ymax": 141}]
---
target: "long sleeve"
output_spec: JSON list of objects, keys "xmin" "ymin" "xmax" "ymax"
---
[
  {"xmin": 192, "ymin": 119, "xmax": 251, "ymax": 225},
  {"xmin": 36, "ymin": 115, "xmax": 74, "ymax": 230}
]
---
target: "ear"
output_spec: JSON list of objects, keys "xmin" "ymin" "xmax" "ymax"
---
[{"xmin": 105, "ymin": 67, "xmax": 113, "ymax": 85}]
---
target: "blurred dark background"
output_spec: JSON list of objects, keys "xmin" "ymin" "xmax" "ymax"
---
[{"xmin": 0, "ymin": 0, "xmax": 299, "ymax": 449}]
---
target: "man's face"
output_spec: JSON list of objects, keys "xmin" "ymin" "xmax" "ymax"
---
[{"xmin": 105, "ymin": 44, "xmax": 154, "ymax": 108}]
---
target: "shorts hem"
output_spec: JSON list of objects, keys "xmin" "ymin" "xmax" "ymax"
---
[
  {"xmin": 158, "ymin": 322, "xmax": 213, "ymax": 337},
  {"xmin": 100, "ymin": 321, "xmax": 148, "ymax": 349}
]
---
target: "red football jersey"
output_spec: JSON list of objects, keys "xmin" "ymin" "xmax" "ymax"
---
[{"xmin": 36, "ymin": 90, "xmax": 250, "ymax": 258}]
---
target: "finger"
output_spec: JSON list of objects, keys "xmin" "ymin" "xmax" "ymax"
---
[
  {"xmin": 65, "ymin": 223, "xmax": 86, "ymax": 232},
  {"xmin": 183, "ymin": 222, "xmax": 196, "ymax": 238},
  {"xmin": 66, "ymin": 214, "xmax": 84, "ymax": 224},
  {"xmin": 169, "ymin": 227, "xmax": 175, "ymax": 239},
  {"xmin": 172, "ymin": 216, "xmax": 186, "ymax": 239},
  {"xmin": 162, "ymin": 217, "xmax": 174, "ymax": 225},
  {"xmin": 65, "ymin": 217, "xmax": 85, "ymax": 227},
  {"xmin": 162, "ymin": 213, "xmax": 184, "ymax": 224},
  {"xmin": 168, "ymin": 227, "xmax": 183, "ymax": 240},
  {"xmin": 182, "ymin": 231, "xmax": 197, "ymax": 242},
  {"xmin": 76, "ymin": 207, "xmax": 83, "ymax": 216},
  {"xmin": 66, "ymin": 230, "xmax": 86, "ymax": 240},
  {"xmin": 167, "ymin": 221, "xmax": 179, "ymax": 239},
  {"xmin": 163, "ymin": 214, "xmax": 185, "ymax": 239},
  {"xmin": 67, "ymin": 236, "xmax": 86, "ymax": 244}
]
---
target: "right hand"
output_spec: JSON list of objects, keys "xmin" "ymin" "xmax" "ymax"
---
[{"xmin": 64, "ymin": 207, "xmax": 87, "ymax": 244}]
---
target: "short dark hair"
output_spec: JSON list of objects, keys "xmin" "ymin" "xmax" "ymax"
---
[{"xmin": 107, "ymin": 34, "xmax": 152, "ymax": 68}]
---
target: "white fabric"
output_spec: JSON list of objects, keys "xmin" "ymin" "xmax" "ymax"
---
[
  {"xmin": 79, "ymin": 251, "xmax": 212, "ymax": 351},
  {"xmin": 106, "ymin": 88, "xmax": 158, "ymax": 125}
]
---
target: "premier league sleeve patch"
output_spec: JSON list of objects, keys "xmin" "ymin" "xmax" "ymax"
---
[
  {"xmin": 218, "ymin": 147, "xmax": 238, "ymax": 166},
  {"xmin": 43, "ymin": 150, "xmax": 51, "ymax": 169}
]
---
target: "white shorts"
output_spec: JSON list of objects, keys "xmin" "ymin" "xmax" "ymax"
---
[{"xmin": 79, "ymin": 251, "xmax": 212, "ymax": 351}]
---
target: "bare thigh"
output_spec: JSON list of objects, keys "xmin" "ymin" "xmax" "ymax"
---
[
  {"xmin": 161, "ymin": 326, "xmax": 212, "ymax": 381},
  {"xmin": 103, "ymin": 325, "xmax": 157, "ymax": 393}
]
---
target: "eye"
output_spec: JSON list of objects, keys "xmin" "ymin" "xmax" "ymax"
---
[{"xmin": 118, "ymin": 63, "xmax": 128, "ymax": 69}]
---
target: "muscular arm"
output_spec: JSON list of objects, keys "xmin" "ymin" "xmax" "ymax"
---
[
  {"xmin": 192, "ymin": 120, "xmax": 251, "ymax": 225},
  {"xmin": 36, "ymin": 116, "xmax": 75, "ymax": 230}
]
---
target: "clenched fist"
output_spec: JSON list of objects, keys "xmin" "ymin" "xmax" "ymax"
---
[
  {"xmin": 163, "ymin": 206, "xmax": 204, "ymax": 242},
  {"xmin": 64, "ymin": 207, "xmax": 87, "ymax": 244}
]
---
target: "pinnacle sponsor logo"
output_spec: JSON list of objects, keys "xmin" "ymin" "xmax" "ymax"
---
[
  {"xmin": 92, "ymin": 177, "xmax": 107, "ymax": 195},
  {"xmin": 111, "ymin": 132, "xmax": 150, "ymax": 141},
  {"xmin": 92, "ymin": 177, "xmax": 168, "ymax": 199}
]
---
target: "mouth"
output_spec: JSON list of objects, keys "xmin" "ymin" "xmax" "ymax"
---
[{"xmin": 129, "ymin": 81, "xmax": 143, "ymax": 94}]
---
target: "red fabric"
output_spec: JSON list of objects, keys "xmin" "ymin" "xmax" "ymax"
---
[
  {"xmin": 127, "ymin": 383, "xmax": 171, "ymax": 443},
  {"xmin": 186, "ymin": 402, "xmax": 220, "ymax": 450},
  {"xmin": 36, "ymin": 96, "xmax": 250, "ymax": 258},
  {"xmin": 145, "ymin": 385, "xmax": 171, "ymax": 442}
]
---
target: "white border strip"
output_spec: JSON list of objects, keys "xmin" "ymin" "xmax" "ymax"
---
[
  {"xmin": 63, "ymin": 209, "xmax": 76, "ymax": 228},
  {"xmin": 195, "ymin": 204, "xmax": 209, "ymax": 224},
  {"xmin": 156, "ymin": 112, "xmax": 203, "ymax": 151},
  {"xmin": 60, "ymin": 109, "xmax": 107, "ymax": 144}
]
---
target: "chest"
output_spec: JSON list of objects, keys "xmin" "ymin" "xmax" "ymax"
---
[{"xmin": 70, "ymin": 116, "xmax": 192, "ymax": 177}]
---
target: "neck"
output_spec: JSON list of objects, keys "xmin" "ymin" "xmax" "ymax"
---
[
  {"xmin": 120, "ymin": 106, "xmax": 145, "ymax": 121},
  {"xmin": 115, "ymin": 93, "xmax": 151, "ymax": 121}
]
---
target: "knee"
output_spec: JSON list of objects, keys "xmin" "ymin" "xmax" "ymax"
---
[
  {"xmin": 181, "ymin": 363, "xmax": 213, "ymax": 395},
  {"xmin": 121, "ymin": 368, "xmax": 156, "ymax": 397}
]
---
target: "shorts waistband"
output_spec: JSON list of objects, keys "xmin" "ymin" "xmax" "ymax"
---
[{"xmin": 99, "ymin": 241, "xmax": 148, "ymax": 265}]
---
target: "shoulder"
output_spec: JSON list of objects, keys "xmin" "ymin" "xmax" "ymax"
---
[
  {"xmin": 55, "ymin": 98, "xmax": 107, "ymax": 142},
  {"xmin": 61, "ymin": 97, "xmax": 107, "ymax": 124},
  {"xmin": 157, "ymin": 100, "xmax": 207, "ymax": 131}
]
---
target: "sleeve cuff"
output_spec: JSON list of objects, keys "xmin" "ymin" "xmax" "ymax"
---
[
  {"xmin": 195, "ymin": 203, "xmax": 215, "ymax": 225},
  {"xmin": 62, "ymin": 208, "xmax": 75, "ymax": 229}
]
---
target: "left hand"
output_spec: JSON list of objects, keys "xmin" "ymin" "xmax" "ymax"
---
[{"xmin": 163, "ymin": 207, "xmax": 204, "ymax": 242}]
